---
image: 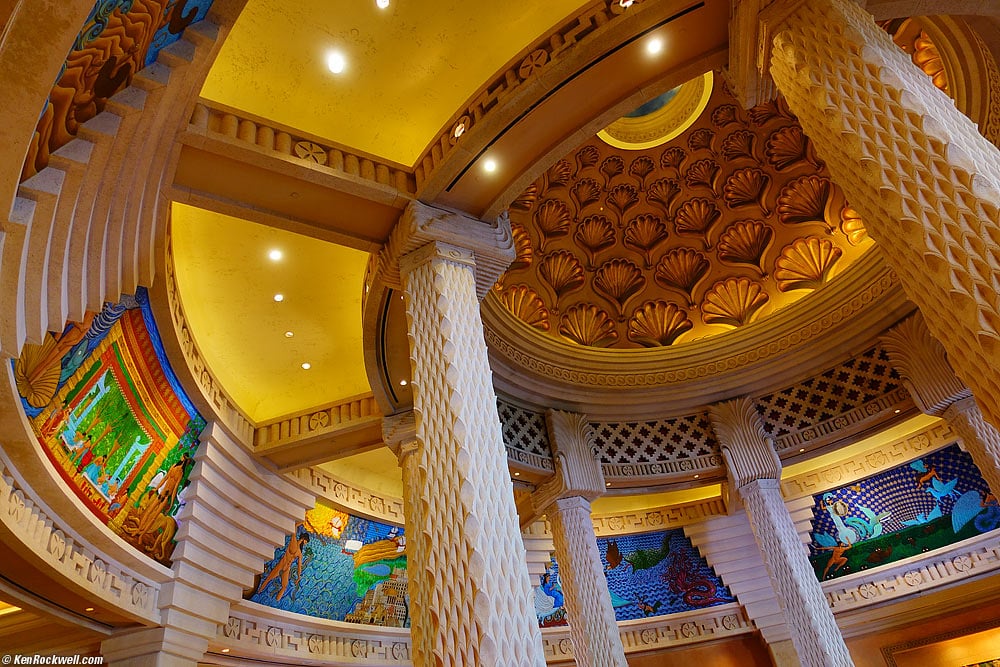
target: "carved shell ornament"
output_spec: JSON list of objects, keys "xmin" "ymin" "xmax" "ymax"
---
[
  {"xmin": 594, "ymin": 259, "xmax": 646, "ymax": 318},
  {"xmin": 721, "ymin": 129, "xmax": 756, "ymax": 162},
  {"xmin": 500, "ymin": 284, "xmax": 550, "ymax": 331},
  {"xmin": 765, "ymin": 125, "xmax": 816, "ymax": 171},
  {"xmin": 660, "ymin": 146, "xmax": 686, "ymax": 171},
  {"xmin": 606, "ymin": 183, "xmax": 640, "ymax": 223},
  {"xmin": 840, "ymin": 205, "xmax": 867, "ymax": 245},
  {"xmin": 509, "ymin": 223, "xmax": 533, "ymax": 271},
  {"xmin": 601, "ymin": 155, "xmax": 625, "ymax": 185},
  {"xmin": 674, "ymin": 197, "xmax": 722, "ymax": 247},
  {"xmin": 534, "ymin": 199, "xmax": 572, "ymax": 250},
  {"xmin": 723, "ymin": 167, "xmax": 771, "ymax": 215},
  {"xmin": 711, "ymin": 104, "xmax": 739, "ymax": 127},
  {"xmin": 546, "ymin": 159, "xmax": 573, "ymax": 189},
  {"xmin": 629, "ymin": 156, "xmax": 656, "ymax": 187},
  {"xmin": 688, "ymin": 127, "xmax": 715, "ymax": 152},
  {"xmin": 574, "ymin": 215, "xmax": 616, "ymax": 267},
  {"xmin": 559, "ymin": 304, "xmax": 619, "ymax": 347},
  {"xmin": 655, "ymin": 248, "xmax": 710, "ymax": 305},
  {"xmin": 777, "ymin": 175, "xmax": 833, "ymax": 230},
  {"xmin": 717, "ymin": 220, "xmax": 774, "ymax": 275},
  {"xmin": 623, "ymin": 214, "xmax": 669, "ymax": 268},
  {"xmin": 510, "ymin": 182, "xmax": 538, "ymax": 211},
  {"xmin": 628, "ymin": 300, "xmax": 693, "ymax": 347},
  {"xmin": 774, "ymin": 236, "xmax": 843, "ymax": 292},
  {"xmin": 576, "ymin": 145, "xmax": 600, "ymax": 174},
  {"xmin": 702, "ymin": 277, "xmax": 769, "ymax": 327},
  {"xmin": 539, "ymin": 250, "xmax": 585, "ymax": 301},
  {"xmin": 571, "ymin": 177, "xmax": 602, "ymax": 210},
  {"xmin": 646, "ymin": 178, "xmax": 682, "ymax": 216},
  {"xmin": 685, "ymin": 158, "xmax": 721, "ymax": 194}
]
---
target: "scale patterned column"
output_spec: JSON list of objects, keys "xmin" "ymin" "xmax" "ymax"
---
[
  {"xmin": 766, "ymin": 0, "xmax": 1000, "ymax": 430},
  {"xmin": 398, "ymin": 236, "xmax": 544, "ymax": 666},
  {"xmin": 946, "ymin": 397, "xmax": 1000, "ymax": 497},
  {"xmin": 711, "ymin": 398, "xmax": 853, "ymax": 667}
]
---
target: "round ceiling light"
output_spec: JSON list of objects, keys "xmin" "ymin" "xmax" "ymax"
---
[
  {"xmin": 326, "ymin": 51, "xmax": 347, "ymax": 74},
  {"xmin": 301, "ymin": 362, "xmax": 312, "ymax": 370},
  {"xmin": 376, "ymin": 0, "xmax": 389, "ymax": 8},
  {"xmin": 647, "ymin": 37, "xmax": 664, "ymax": 55},
  {"xmin": 483, "ymin": 158, "xmax": 497, "ymax": 173},
  {"xmin": 273, "ymin": 293, "xmax": 284, "ymax": 302},
  {"xmin": 268, "ymin": 249, "xmax": 283, "ymax": 261}
]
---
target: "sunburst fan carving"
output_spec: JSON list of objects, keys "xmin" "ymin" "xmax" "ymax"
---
[
  {"xmin": 510, "ymin": 182, "xmax": 538, "ymax": 211},
  {"xmin": 647, "ymin": 178, "xmax": 681, "ymax": 216},
  {"xmin": 607, "ymin": 183, "xmax": 640, "ymax": 223},
  {"xmin": 660, "ymin": 146, "xmax": 686, "ymax": 171},
  {"xmin": 721, "ymin": 130, "xmax": 755, "ymax": 161},
  {"xmin": 539, "ymin": 250, "xmax": 585, "ymax": 300},
  {"xmin": 711, "ymin": 104, "xmax": 739, "ymax": 127},
  {"xmin": 546, "ymin": 160, "xmax": 572, "ymax": 189},
  {"xmin": 601, "ymin": 155, "xmax": 625, "ymax": 185},
  {"xmin": 723, "ymin": 167, "xmax": 771, "ymax": 215},
  {"xmin": 765, "ymin": 126, "xmax": 815, "ymax": 170},
  {"xmin": 509, "ymin": 223, "xmax": 533, "ymax": 271},
  {"xmin": 534, "ymin": 199, "xmax": 572, "ymax": 251},
  {"xmin": 840, "ymin": 205, "xmax": 867, "ymax": 245},
  {"xmin": 574, "ymin": 214, "xmax": 616, "ymax": 268},
  {"xmin": 717, "ymin": 220, "xmax": 774, "ymax": 275},
  {"xmin": 623, "ymin": 214, "xmax": 668, "ymax": 268},
  {"xmin": 499, "ymin": 284, "xmax": 550, "ymax": 331},
  {"xmin": 628, "ymin": 300, "xmax": 693, "ymax": 347},
  {"xmin": 571, "ymin": 177, "xmax": 602, "ymax": 210},
  {"xmin": 629, "ymin": 156, "xmax": 656, "ymax": 187},
  {"xmin": 777, "ymin": 175, "xmax": 832, "ymax": 229},
  {"xmin": 685, "ymin": 159, "xmax": 721, "ymax": 194},
  {"xmin": 701, "ymin": 277, "xmax": 769, "ymax": 327},
  {"xmin": 688, "ymin": 128, "xmax": 715, "ymax": 152},
  {"xmin": 559, "ymin": 304, "xmax": 618, "ymax": 347},
  {"xmin": 654, "ymin": 248, "xmax": 710, "ymax": 305},
  {"xmin": 774, "ymin": 237, "xmax": 843, "ymax": 292},
  {"xmin": 674, "ymin": 198, "xmax": 722, "ymax": 247},
  {"xmin": 594, "ymin": 258, "xmax": 646, "ymax": 318},
  {"xmin": 576, "ymin": 145, "xmax": 600, "ymax": 175},
  {"xmin": 747, "ymin": 99, "xmax": 781, "ymax": 125}
]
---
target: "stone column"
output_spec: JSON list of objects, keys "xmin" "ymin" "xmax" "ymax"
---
[
  {"xmin": 520, "ymin": 410, "xmax": 627, "ymax": 667},
  {"xmin": 101, "ymin": 627, "xmax": 204, "ymax": 667},
  {"xmin": 710, "ymin": 398, "xmax": 853, "ymax": 667},
  {"xmin": 375, "ymin": 201, "xmax": 544, "ymax": 666},
  {"xmin": 746, "ymin": 0, "xmax": 1000, "ymax": 431},
  {"xmin": 881, "ymin": 314, "xmax": 1000, "ymax": 494}
]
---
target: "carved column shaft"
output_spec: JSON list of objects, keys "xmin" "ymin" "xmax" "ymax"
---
[
  {"xmin": 711, "ymin": 398, "xmax": 852, "ymax": 667},
  {"xmin": 399, "ymin": 240, "xmax": 544, "ymax": 666},
  {"xmin": 548, "ymin": 496, "xmax": 627, "ymax": 667},
  {"xmin": 767, "ymin": 0, "xmax": 1000, "ymax": 431},
  {"xmin": 945, "ymin": 397, "xmax": 1000, "ymax": 496}
]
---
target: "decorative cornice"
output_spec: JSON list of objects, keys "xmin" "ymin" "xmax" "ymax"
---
[
  {"xmin": 602, "ymin": 453, "xmax": 724, "ymax": 483},
  {"xmin": 521, "ymin": 495, "xmax": 728, "ymax": 539},
  {"xmin": 288, "ymin": 466, "xmax": 404, "ymax": 526}
]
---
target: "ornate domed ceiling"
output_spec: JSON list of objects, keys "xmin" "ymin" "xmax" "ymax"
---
[{"xmin": 493, "ymin": 73, "xmax": 874, "ymax": 350}]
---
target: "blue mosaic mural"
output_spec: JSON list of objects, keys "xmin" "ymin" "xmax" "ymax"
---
[
  {"xmin": 809, "ymin": 443, "xmax": 1000, "ymax": 580},
  {"xmin": 248, "ymin": 501, "xmax": 409, "ymax": 627},
  {"xmin": 535, "ymin": 528, "xmax": 734, "ymax": 626}
]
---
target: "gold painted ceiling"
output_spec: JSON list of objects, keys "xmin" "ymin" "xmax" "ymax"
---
[{"xmin": 495, "ymin": 76, "xmax": 874, "ymax": 349}]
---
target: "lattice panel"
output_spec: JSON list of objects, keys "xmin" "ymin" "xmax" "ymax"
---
[
  {"xmin": 756, "ymin": 345, "xmax": 901, "ymax": 438},
  {"xmin": 497, "ymin": 399, "xmax": 551, "ymax": 459},
  {"xmin": 591, "ymin": 414, "xmax": 718, "ymax": 465}
]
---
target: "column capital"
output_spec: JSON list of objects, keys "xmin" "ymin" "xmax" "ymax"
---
[
  {"xmin": 709, "ymin": 397, "xmax": 781, "ymax": 490},
  {"xmin": 382, "ymin": 410, "xmax": 419, "ymax": 461},
  {"xmin": 102, "ymin": 626, "xmax": 207, "ymax": 665},
  {"xmin": 373, "ymin": 200, "xmax": 515, "ymax": 300},
  {"xmin": 726, "ymin": 0, "xmax": 807, "ymax": 108},
  {"xmin": 880, "ymin": 313, "xmax": 972, "ymax": 416}
]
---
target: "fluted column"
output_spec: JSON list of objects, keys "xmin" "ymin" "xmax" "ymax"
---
[
  {"xmin": 376, "ymin": 201, "xmax": 544, "ymax": 666},
  {"xmin": 756, "ymin": 0, "xmax": 1000, "ymax": 431},
  {"xmin": 881, "ymin": 314, "xmax": 1000, "ymax": 494},
  {"xmin": 710, "ymin": 398, "xmax": 852, "ymax": 667},
  {"xmin": 525, "ymin": 409, "xmax": 626, "ymax": 667}
]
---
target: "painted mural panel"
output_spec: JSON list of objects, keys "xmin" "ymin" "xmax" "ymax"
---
[
  {"xmin": 809, "ymin": 443, "xmax": 1000, "ymax": 580},
  {"xmin": 535, "ymin": 528, "xmax": 735, "ymax": 627},
  {"xmin": 248, "ymin": 501, "xmax": 409, "ymax": 627},
  {"xmin": 22, "ymin": 0, "xmax": 214, "ymax": 180},
  {"xmin": 14, "ymin": 288, "xmax": 204, "ymax": 565}
]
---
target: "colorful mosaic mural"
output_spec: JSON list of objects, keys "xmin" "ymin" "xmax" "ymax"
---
[
  {"xmin": 14, "ymin": 288, "xmax": 205, "ymax": 565},
  {"xmin": 22, "ymin": 0, "xmax": 214, "ymax": 180},
  {"xmin": 535, "ymin": 528, "xmax": 734, "ymax": 627},
  {"xmin": 248, "ymin": 501, "xmax": 408, "ymax": 627},
  {"xmin": 809, "ymin": 443, "xmax": 1000, "ymax": 580}
]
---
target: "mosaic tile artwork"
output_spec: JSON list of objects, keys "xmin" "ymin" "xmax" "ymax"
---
[
  {"xmin": 535, "ymin": 528, "xmax": 734, "ymax": 626},
  {"xmin": 14, "ymin": 288, "xmax": 205, "ymax": 565},
  {"xmin": 248, "ymin": 501, "xmax": 408, "ymax": 627},
  {"xmin": 809, "ymin": 443, "xmax": 999, "ymax": 580},
  {"xmin": 22, "ymin": 0, "xmax": 215, "ymax": 180}
]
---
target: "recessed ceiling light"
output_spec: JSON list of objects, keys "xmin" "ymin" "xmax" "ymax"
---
[
  {"xmin": 605, "ymin": 482, "xmax": 612, "ymax": 487},
  {"xmin": 327, "ymin": 51, "xmax": 347, "ymax": 74},
  {"xmin": 273, "ymin": 293, "xmax": 284, "ymax": 302},
  {"xmin": 647, "ymin": 37, "xmax": 664, "ymax": 55},
  {"xmin": 453, "ymin": 122, "xmax": 466, "ymax": 139},
  {"xmin": 483, "ymin": 158, "xmax": 497, "ymax": 173},
  {"xmin": 268, "ymin": 249, "xmax": 283, "ymax": 261},
  {"xmin": 301, "ymin": 362, "xmax": 311, "ymax": 370},
  {"xmin": 85, "ymin": 607, "xmax": 95, "ymax": 612},
  {"xmin": 800, "ymin": 448, "xmax": 806, "ymax": 453},
  {"xmin": 376, "ymin": 0, "xmax": 389, "ymax": 8},
  {"xmin": 221, "ymin": 649, "xmax": 230, "ymax": 654},
  {"xmin": 514, "ymin": 472, "xmax": 520, "ymax": 476},
  {"xmin": 284, "ymin": 331, "xmax": 294, "ymax": 338},
  {"xmin": 399, "ymin": 380, "xmax": 408, "ymax": 386},
  {"xmin": 693, "ymin": 474, "xmax": 699, "ymax": 479},
  {"xmin": 619, "ymin": 0, "xmax": 635, "ymax": 7},
  {"xmin": 894, "ymin": 409, "xmax": 901, "ymax": 414}
]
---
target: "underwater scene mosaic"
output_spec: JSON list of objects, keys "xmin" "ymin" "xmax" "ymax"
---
[
  {"xmin": 14, "ymin": 288, "xmax": 205, "ymax": 565},
  {"xmin": 248, "ymin": 501, "xmax": 408, "ymax": 627},
  {"xmin": 809, "ymin": 443, "xmax": 999, "ymax": 580},
  {"xmin": 22, "ymin": 0, "xmax": 214, "ymax": 180},
  {"xmin": 535, "ymin": 528, "xmax": 734, "ymax": 626}
]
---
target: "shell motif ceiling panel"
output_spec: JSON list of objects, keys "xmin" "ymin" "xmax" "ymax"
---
[{"xmin": 495, "ymin": 74, "xmax": 874, "ymax": 349}]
